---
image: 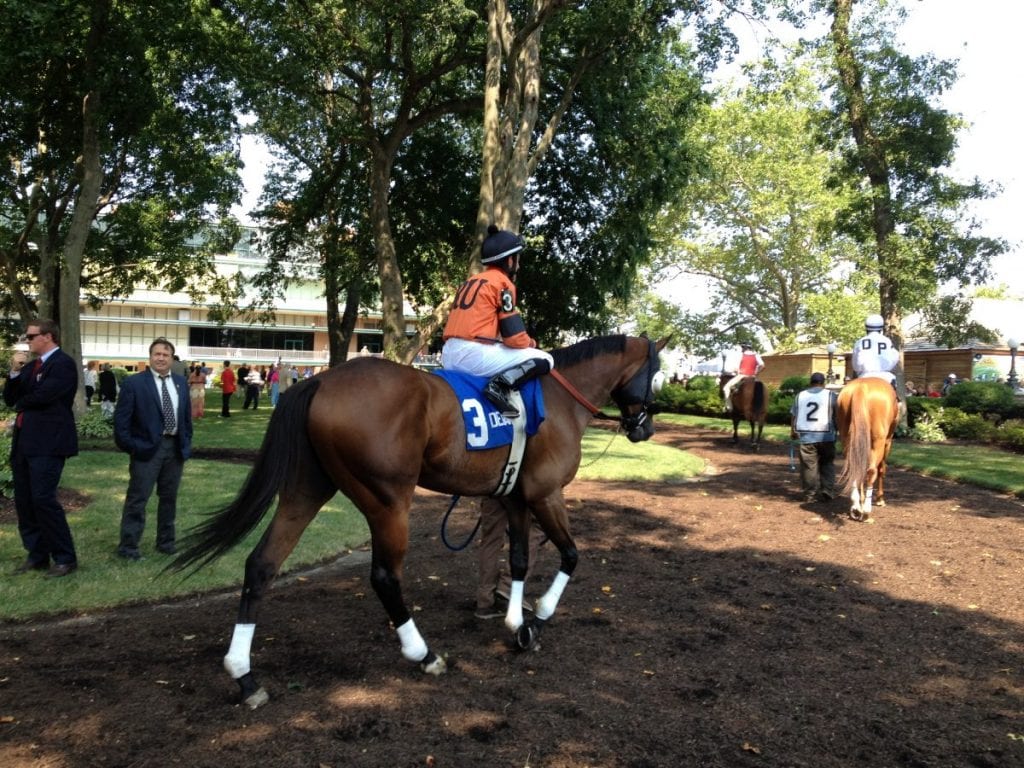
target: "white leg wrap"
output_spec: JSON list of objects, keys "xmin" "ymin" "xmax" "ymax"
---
[
  {"xmin": 851, "ymin": 486, "xmax": 861, "ymax": 513},
  {"xmin": 223, "ymin": 623, "xmax": 256, "ymax": 679},
  {"xmin": 535, "ymin": 571, "xmax": 570, "ymax": 621},
  {"xmin": 864, "ymin": 487, "xmax": 874, "ymax": 515},
  {"xmin": 504, "ymin": 580, "xmax": 526, "ymax": 631},
  {"xmin": 396, "ymin": 619, "xmax": 429, "ymax": 663}
]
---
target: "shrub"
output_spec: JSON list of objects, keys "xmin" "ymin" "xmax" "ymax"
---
[
  {"xmin": 944, "ymin": 381, "xmax": 1016, "ymax": 419},
  {"xmin": 686, "ymin": 374, "xmax": 719, "ymax": 392},
  {"xmin": 906, "ymin": 395, "xmax": 944, "ymax": 427},
  {"xmin": 994, "ymin": 419, "xmax": 1024, "ymax": 452},
  {"xmin": 907, "ymin": 417, "xmax": 946, "ymax": 443},
  {"xmin": 77, "ymin": 407, "xmax": 114, "ymax": 439},
  {"xmin": 938, "ymin": 408, "xmax": 995, "ymax": 441},
  {"xmin": 778, "ymin": 375, "xmax": 809, "ymax": 396}
]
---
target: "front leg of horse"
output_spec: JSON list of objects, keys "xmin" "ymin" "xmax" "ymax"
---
[
  {"xmin": 223, "ymin": 553, "xmax": 276, "ymax": 709},
  {"xmin": 515, "ymin": 552, "xmax": 578, "ymax": 652},
  {"xmin": 370, "ymin": 563, "xmax": 446, "ymax": 676}
]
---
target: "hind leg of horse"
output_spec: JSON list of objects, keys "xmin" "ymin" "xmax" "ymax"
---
[
  {"xmin": 731, "ymin": 417, "xmax": 740, "ymax": 444},
  {"xmin": 751, "ymin": 421, "xmax": 763, "ymax": 452},
  {"xmin": 224, "ymin": 492, "xmax": 331, "ymax": 708},
  {"xmin": 360, "ymin": 493, "xmax": 446, "ymax": 676}
]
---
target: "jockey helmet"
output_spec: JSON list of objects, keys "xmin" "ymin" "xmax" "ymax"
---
[
  {"xmin": 865, "ymin": 313, "xmax": 884, "ymax": 332},
  {"xmin": 481, "ymin": 225, "xmax": 525, "ymax": 265},
  {"xmin": 741, "ymin": 342, "xmax": 753, "ymax": 351}
]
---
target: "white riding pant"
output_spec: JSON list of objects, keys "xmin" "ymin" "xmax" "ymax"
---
[{"xmin": 441, "ymin": 338, "xmax": 554, "ymax": 378}]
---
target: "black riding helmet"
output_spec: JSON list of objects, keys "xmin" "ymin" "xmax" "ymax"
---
[{"xmin": 481, "ymin": 224, "xmax": 524, "ymax": 276}]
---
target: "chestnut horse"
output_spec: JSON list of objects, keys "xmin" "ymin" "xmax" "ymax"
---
[
  {"xmin": 175, "ymin": 335, "xmax": 667, "ymax": 708},
  {"xmin": 836, "ymin": 377, "xmax": 899, "ymax": 521},
  {"xmin": 719, "ymin": 374, "xmax": 770, "ymax": 451}
]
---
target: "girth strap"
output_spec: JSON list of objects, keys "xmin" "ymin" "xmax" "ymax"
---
[{"xmin": 492, "ymin": 390, "xmax": 528, "ymax": 496}]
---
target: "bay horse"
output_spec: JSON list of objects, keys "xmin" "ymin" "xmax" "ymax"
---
[
  {"xmin": 719, "ymin": 373, "xmax": 770, "ymax": 451},
  {"xmin": 175, "ymin": 334, "xmax": 667, "ymax": 709},
  {"xmin": 836, "ymin": 377, "xmax": 899, "ymax": 521}
]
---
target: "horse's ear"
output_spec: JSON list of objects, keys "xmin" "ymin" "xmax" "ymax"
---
[{"xmin": 655, "ymin": 336, "xmax": 672, "ymax": 352}]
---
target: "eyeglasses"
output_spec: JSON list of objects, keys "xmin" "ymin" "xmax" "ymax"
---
[{"xmin": 24, "ymin": 333, "xmax": 40, "ymax": 340}]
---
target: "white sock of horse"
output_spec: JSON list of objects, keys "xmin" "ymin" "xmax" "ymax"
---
[
  {"xmin": 503, "ymin": 580, "xmax": 527, "ymax": 631},
  {"xmin": 396, "ymin": 618, "xmax": 429, "ymax": 663},
  {"xmin": 535, "ymin": 571, "xmax": 571, "ymax": 621},
  {"xmin": 224, "ymin": 623, "xmax": 256, "ymax": 678}
]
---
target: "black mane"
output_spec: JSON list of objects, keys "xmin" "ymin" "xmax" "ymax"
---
[{"xmin": 550, "ymin": 335, "xmax": 628, "ymax": 368}]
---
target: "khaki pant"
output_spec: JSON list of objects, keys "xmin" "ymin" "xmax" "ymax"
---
[{"xmin": 475, "ymin": 497, "xmax": 546, "ymax": 610}]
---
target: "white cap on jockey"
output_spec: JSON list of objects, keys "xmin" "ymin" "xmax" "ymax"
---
[
  {"xmin": 865, "ymin": 313, "xmax": 884, "ymax": 331},
  {"xmin": 948, "ymin": 373, "xmax": 957, "ymax": 379}
]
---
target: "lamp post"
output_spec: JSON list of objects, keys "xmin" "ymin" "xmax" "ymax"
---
[
  {"xmin": 1009, "ymin": 338, "xmax": 1019, "ymax": 390},
  {"xmin": 826, "ymin": 342, "xmax": 836, "ymax": 383}
]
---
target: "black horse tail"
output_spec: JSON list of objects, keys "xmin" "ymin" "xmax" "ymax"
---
[
  {"xmin": 172, "ymin": 377, "xmax": 323, "ymax": 574},
  {"xmin": 753, "ymin": 381, "xmax": 766, "ymax": 412}
]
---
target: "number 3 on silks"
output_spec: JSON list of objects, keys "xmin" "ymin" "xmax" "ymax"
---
[{"xmin": 462, "ymin": 398, "xmax": 489, "ymax": 448}]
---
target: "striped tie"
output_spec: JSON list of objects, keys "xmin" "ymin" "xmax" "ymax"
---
[{"xmin": 160, "ymin": 376, "xmax": 176, "ymax": 434}]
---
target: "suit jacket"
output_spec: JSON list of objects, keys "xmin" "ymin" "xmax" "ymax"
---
[
  {"xmin": 114, "ymin": 370, "xmax": 193, "ymax": 462},
  {"xmin": 2, "ymin": 347, "xmax": 79, "ymax": 457}
]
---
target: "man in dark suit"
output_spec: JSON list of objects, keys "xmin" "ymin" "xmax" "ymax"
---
[
  {"xmin": 3, "ymin": 319, "xmax": 80, "ymax": 577},
  {"xmin": 113, "ymin": 338, "xmax": 193, "ymax": 560}
]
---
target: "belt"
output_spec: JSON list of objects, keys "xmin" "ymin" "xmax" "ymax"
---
[{"xmin": 162, "ymin": 434, "xmax": 177, "ymax": 439}]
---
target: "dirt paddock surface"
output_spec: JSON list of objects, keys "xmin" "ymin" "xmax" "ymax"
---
[{"xmin": 1, "ymin": 423, "xmax": 1022, "ymax": 768}]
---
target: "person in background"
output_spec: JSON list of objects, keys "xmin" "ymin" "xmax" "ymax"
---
[
  {"xmin": 790, "ymin": 372, "xmax": 839, "ymax": 503},
  {"xmin": 220, "ymin": 360, "xmax": 236, "ymax": 417},
  {"xmin": 98, "ymin": 362, "xmax": 118, "ymax": 419},
  {"xmin": 236, "ymin": 362, "xmax": 251, "ymax": 399},
  {"xmin": 721, "ymin": 342, "xmax": 764, "ymax": 411},
  {"xmin": 187, "ymin": 363, "xmax": 207, "ymax": 419},
  {"xmin": 3, "ymin": 319, "xmax": 80, "ymax": 577},
  {"xmin": 83, "ymin": 360, "xmax": 98, "ymax": 406},
  {"xmin": 941, "ymin": 373, "xmax": 958, "ymax": 396},
  {"xmin": 243, "ymin": 365, "xmax": 263, "ymax": 409},
  {"xmin": 171, "ymin": 354, "xmax": 188, "ymax": 378},
  {"xmin": 851, "ymin": 313, "xmax": 899, "ymax": 385},
  {"xmin": 268, "ymin": 364, "xmax": 281, "ymax": 407},
  {"xmin": 113, "ymin": 338, "xmax": 193, "ymax": 560}
]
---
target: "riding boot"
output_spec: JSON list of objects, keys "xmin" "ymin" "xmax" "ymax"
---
[{"xmin": 484, "ymin": 358, "xmax": 551, "ymax": 418}]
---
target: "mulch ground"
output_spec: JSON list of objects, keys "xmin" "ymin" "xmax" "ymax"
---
[{"xmin": 0, "ymin": 423, "xmax": 1022, "ymax": 768}]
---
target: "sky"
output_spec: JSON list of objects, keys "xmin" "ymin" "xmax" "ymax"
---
[{"xmin": 234, "ymin": 0, "xmax": 1021, "ymax": 290}]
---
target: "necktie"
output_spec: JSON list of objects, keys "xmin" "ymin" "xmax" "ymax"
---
[{"xmin": 160, "ymin": 375, "xmax": 176, "ymax": 434}]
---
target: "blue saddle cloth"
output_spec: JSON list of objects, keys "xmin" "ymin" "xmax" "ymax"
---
[{"xmin": 432, "ymin": 369, "xmax": 545, "ymax": 450}]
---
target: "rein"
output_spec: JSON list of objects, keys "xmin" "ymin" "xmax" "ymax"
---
[{"xmin": 549, "ymin": 370, "xmax": 618, "ymax": 421}]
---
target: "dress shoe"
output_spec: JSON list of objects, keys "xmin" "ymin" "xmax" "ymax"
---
[
  {"xmin": 117, "ymin": 549, "xmax": 143, "ymax": 561},
  {"xmin": 13, "ymin": 559, "xmax": 48, "ymax": 575},
  {"xmin": 46, "ymin": 562, "xmax": 77, "ymax": 578},
  {"xmin": 156, "ymin": 544, "xmax": 177, "ymax": 555}
]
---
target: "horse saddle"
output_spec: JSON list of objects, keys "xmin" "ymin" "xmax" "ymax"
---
[{"xmin": 432, "ymin": 370, "xmax": 546, "ymax": 451}]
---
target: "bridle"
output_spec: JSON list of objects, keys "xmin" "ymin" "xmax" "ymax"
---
[{"xmin": 550, "ymin": 338, "xmax": 664, "ymax": 433}]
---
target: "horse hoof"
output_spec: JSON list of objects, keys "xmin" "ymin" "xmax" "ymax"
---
[
  {"xmin": 420, "ymin": 651, "xmax": 447, "ymax": 676},
  {"xmin": 244, "ymin": 687, "xmax": 269, "ymax": 710},
  {"xmin": 876, "ymin": 499, "xmax": 886, "ymax": 507},
  {"xmin": 849, "ymin": 509, "xmax": 866, "ymax": 522}
]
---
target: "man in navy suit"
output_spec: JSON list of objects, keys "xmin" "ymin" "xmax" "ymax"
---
[
  {"xmin": 114, "ymin": 338, "xmax": 193, "ymax": 560},
  {"xmin": 4, "ymin": 319, "xmax": 80, "ymax": 577}
]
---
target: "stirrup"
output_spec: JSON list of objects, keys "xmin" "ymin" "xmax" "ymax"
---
[{"xmin": 484, "ymin": 381, "xmax": 520, "ymax": 418}]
